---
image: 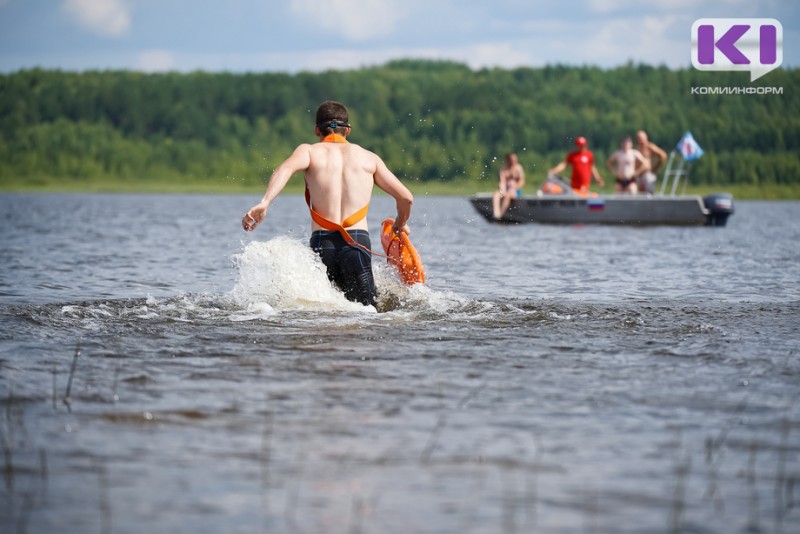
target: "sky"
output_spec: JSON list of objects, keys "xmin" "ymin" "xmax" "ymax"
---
[{"xmin": 0, "ymin": 0, "xmax": 796, "ymax": 73}]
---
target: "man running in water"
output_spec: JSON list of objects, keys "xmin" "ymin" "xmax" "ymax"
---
[
  {"xmin": 548, "ymin": 136, "xmax": 605, "ymax": 196},
  {"xmin": 635, "ymin": 130, "xmax": 667, "ymax": 195},
  {"xmin": 242, "ymin": 100, "xmax": 414, "ymax": 307},
  {"xmin": 606, "ymin": 136, "xmax": 647, "ymax": 194},
  {"xmin": 492, "ymin": 152, "xmax": 526, "ymax": 219}
]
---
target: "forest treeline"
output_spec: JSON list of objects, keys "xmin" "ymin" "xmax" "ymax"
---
[{"xmin": 1, "ymin": 60, "xmax": 798, "ymax": 190}]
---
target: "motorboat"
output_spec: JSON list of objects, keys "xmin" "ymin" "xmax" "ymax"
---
[
  {"xmin": 470, "ymin": 143, "xmax": 734, "ymax": 226},
  {"xmin": 469, "ymin": 188, "xmax": 734, "ymax": 226}
]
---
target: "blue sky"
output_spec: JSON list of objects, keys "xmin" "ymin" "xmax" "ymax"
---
[{"xmin": 0, "ymin": 0, "xmax": 795, "ymax": 73}]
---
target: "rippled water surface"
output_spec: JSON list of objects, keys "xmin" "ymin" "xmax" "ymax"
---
[{"xmin": 1, "ymin": 193, "xmax": 799, "ymax": 533}]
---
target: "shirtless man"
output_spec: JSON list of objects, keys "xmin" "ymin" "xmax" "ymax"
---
[
  {"xmin": 242, "ymin": 100, "xmax": 414, "ymax": 308},
  {"xmin": 635, "ymin": 130, "xmax": 667, "ymax": 195},
  {"xmin": 606, "ymin": 136, "xmax": 647, "ymax": 194},
  {"xmin": 492, "ymin": 152, "xmax": 525, "ymax": 220}
]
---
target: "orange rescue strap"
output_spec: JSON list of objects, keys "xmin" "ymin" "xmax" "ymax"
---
[
  {"xmin": 306, "ymin": 132, "xmax": 383, "ymax": 257},
  {"xmin": 304, "ymin": 186, "xmax": 372, "ymax": 248}
]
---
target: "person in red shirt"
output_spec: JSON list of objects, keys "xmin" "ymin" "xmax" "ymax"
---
[{"xmin": 547, "ymin": 137, "xmax": 605, "ymax": 196}]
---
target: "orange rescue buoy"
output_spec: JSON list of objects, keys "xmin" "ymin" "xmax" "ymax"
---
[{"xmin": 381, "ymin": 218, "xmax": 426, "ymax": 285}]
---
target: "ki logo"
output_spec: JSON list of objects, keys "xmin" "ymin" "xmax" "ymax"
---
[{"xmin": 691, "ymin": 18, "xmax": 783, "ymax": 82}]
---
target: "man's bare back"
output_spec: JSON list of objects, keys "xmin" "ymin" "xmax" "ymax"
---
[
  {"xmin": 242, "ymin": 136, "xmax": 412, "ymax": 234},
  {"xmin": 302, "ymin": 140, "xmax": 408, "ymax": 232}
]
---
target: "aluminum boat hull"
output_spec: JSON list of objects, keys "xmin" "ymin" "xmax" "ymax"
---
[{"xmin": 469, "ymin": 193, "xmax": 733, "ymax": 226}]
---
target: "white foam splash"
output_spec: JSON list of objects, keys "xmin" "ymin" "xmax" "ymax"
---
[
  {"xmin": 230, "ymin": 237, "xmax": 373, "ymax": 313},
  {"xmin": 372, "ymin": 261, "xmax": 487, "ymax": 317},
  {"xmin": 229, "ymin": 236, "xmax": 482, "ymax": 317}
]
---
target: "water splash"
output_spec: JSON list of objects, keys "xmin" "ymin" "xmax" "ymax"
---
[
  {"xmin": 230, "ymin": 237, "xmax": 371, "ymax": 314},
  {"xmin": 229, "ymin": 236, "xmax": 480, "ymax": 316},
  {"xmin": 20, "ymin": 238, "xmax": 487, "ymax": 326}
]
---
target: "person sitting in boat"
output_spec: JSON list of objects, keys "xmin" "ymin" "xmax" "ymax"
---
[
  {"xmin": 635, "ymin": 130, "xmax": 667, "ymax": 195},
  {"xmin": 492, "ymin": 152, "xmax": 526, "ymax": 219},
  {"xmin": 606, "ymin": 136, "xmax": 647, "ymax": 194},
  {"xmin": 547, "ymin": 136, "xmax": 605, "ymax": 196}
]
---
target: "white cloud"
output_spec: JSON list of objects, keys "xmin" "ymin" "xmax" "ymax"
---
[
  {"xmin": 417, "ymin": 42, "xmax": 538, "ymax": 70},
  {"xmin": 7, "ymin": 0, "xmax": 785, "ymax": 74},
  {"xmin": 136, "ymin": 50, "xmax": 175, "ymax": 72},
  {"xmin": 154, "ymin": 41, "xmax": 539, "ymax": 74},
  {"xmin": 513, "ymin": 14, "xmax": 688, "ymax": 68},
  {"xmin": 587, "ymin": 0, "xmax": 750, "ymax": 13},
  {"xmin": 64, "ymin": 0, "xmax": 130, "ymax": 37},
  {"xmin": 579, "ymin": 15, "xmax": 687, "ymax": 66},
  {"xmin": 114, "ymin": 25, "xmax": 685, "ymax": 74},
  {"xmin": 288, "ymin": 0, "xmax": 409, "ymax": 41}
]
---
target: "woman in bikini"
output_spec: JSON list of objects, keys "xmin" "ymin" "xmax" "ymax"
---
[{"xmin": 492, "ymin": 152, "xmax": 526, "ymax": 219}]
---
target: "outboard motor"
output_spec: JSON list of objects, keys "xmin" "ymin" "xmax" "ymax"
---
[{"xmin": 703, "ymin": 193, "xmax": 734, "ymax": 226}]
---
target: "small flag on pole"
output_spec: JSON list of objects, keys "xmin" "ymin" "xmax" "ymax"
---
[{"xmin": 677, "ymin": 131, "xmax": 704, "ymax": 161}]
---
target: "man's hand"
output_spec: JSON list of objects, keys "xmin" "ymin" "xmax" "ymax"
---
[
  {"xmin": 242, "ymin": 204, "xmax": 267, "ymax": 231},
  {"xmin": 392, "ymin": 221, "xmax": 410, "ymax": 235}
]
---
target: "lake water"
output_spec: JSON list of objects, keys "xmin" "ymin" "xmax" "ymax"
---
[{"xmin": 1, "ymin": 192, "xmax": 799, "ymax": 533}]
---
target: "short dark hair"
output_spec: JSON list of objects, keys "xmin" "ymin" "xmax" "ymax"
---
[{"xmin": 315, "ymin": 100, "xmax": 350, "ymax": 135}]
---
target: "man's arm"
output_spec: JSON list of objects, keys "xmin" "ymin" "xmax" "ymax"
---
[
  {"xmin": 605, "ymin": 153, "xmax": 618, "ymax": 176},
  {"xmin": 242, "ymin": 144, "xmax": 311, "ymax": 231},
  {"xmin": 591, "ymin": 165, "xmax": 605, "ymax": 186},
  {"xmin": 649, "ymin": 142, "xmax": 668, "ymax": 172},
  {"xmin": 548, "ymin": 161, "xmax": 567, "ymax": 176},
  {"xmin": 633, "ymin": 150, "xmax": 648, "ymax": 176},
  {"xmin": 373, "ymin": 156, "xmax": 414, "ymax": 234}
]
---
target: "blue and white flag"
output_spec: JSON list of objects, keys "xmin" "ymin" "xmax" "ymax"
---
[{"xmin": 677, "ymin": 131, "xmax": 704, "ymax": 161}]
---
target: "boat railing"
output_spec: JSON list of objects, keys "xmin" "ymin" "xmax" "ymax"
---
[{"xmin": 659, "ymin": 150, "xmax": 692, "ymax": 197}]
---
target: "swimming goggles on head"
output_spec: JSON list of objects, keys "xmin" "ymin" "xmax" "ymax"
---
[{"xmin": 317, "ymin": 118, "xmax": 351, "ymax": 129}]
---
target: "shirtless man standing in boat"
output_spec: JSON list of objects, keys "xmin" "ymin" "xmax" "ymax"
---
[
  {"xmin": 635, "ymin": 130, "xmax": 667, "ymax": 195},
  {"xmin": 606, "ymin": 136, "xmax": 648, "ymax": 194},
  {"xmin": 241, "ymin": 100, "xmax": 414, "ymax": 308},
  {"xmin": 492, "ymin": 152, "xmax": 526, "ymax": 219}
]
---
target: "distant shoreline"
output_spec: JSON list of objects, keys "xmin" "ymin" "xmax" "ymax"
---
[
  {"xmin": 2, "ymin": 66, "xmax": 797, "ymax": 197},
  {"xmin": 1, "ymin": 178, "xmax": 798, "ymax": 200}
]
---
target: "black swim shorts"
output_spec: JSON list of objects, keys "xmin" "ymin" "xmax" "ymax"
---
[{"xmin": 310, "ymin": 230, "xmax": 376, "ymax": 307}]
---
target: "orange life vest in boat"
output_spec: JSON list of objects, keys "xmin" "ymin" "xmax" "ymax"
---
[{"xmin": 541, "ymin": 181, "xmax": 563, "ymax": 194}]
